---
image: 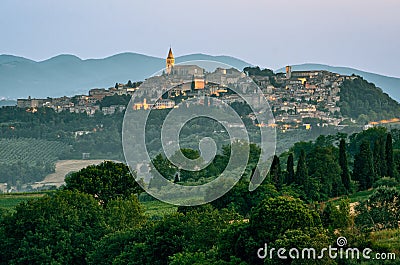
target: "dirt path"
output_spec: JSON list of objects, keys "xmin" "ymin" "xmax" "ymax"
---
[
  {"xmin": 32, "ymin": 160, "xmax": 113, "ymax": 188},
  {"xmin": 349, "ymin": 202, "xmax": 359, "ymax": 215}
]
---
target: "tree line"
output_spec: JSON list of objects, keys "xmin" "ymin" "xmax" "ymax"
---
[
  {"xmin": 150, "ymin": 127, "xmax": 400, "ymax": 206},
  {"xmin": 1, "ymin": 159, "xmax": 399, "ymax": 264}
]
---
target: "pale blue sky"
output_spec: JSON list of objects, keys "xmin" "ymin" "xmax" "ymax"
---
[{"xmin": 1, "ymin": 0, "xmax": 399, "ymax": 77}]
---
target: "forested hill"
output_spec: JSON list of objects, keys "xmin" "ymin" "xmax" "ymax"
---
[{"xmin": 339, "ymin": 76, "xmax": 400, "ymax": 123}]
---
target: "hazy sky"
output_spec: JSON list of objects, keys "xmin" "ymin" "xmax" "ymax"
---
[{"xmin": 1, "ymin": 0, "xmax": 399, "ymax": 77}]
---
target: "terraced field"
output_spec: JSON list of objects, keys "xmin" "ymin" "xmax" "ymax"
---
[{"xmin": 0, "ymin": 138, "xmax": 69, "ymax": 164}]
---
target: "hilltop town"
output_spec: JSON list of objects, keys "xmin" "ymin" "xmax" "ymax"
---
[
  {"xmin": 256, "ymin": 66, "xmax": 355, "ymax": 131},
  {"xmin": 16, "ymin": 48, "xmax": 378, "ymax": 132}
]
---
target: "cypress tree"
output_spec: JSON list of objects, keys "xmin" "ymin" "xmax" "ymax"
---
[
  {"xmin": 339, "ymin": 139, "xmax": 351, "ymax": 192},
  {"xmin": 353, "ymin": 141, "xmax": 375, "ymax": 190},
  {"xmin": 270, "ymin": 155, "xmax": 282, "ymax": 190},
  {"xmin": 295, "ymin": 150, "xmax": 308, "ymax": 186},
  {"xmin": 373, "ymin": 138, "xmax": 381, "ymax": 177},
  {"xmin": 173, "ymin": 171, "xmax": 181, "ymax": 183},
  {"xmin": 386, "ymin": 133, "xmax": 396, "ymax": 178},
  {"xmin": 295, "ymin": 149, "xmax": 319, "ymax": 201},
  {"xmin": 373, "ymin": 136, "xmax": 386, "ymax": 178},
  {"xmin": 286, "ymin": 153, "xmax": 295, "ymax": 185}
]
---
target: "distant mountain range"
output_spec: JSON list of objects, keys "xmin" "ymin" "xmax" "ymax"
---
[
  {"xmin": 0, "ymin": 99, "xmax": 16, "ymax": 107},
  {"xmin": 276, "ymin": 64, "xmax": 400, "ymax": 102},
  {"xmin": 1, "ymin": 53, "xmax": 399, "ymax": 103},
  {"xmin": 0, "ymin": 53, "xmax": 250, "ymax": 99}
]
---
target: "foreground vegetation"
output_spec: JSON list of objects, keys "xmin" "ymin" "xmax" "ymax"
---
[
  {"xmin": 1, "ymin": 179, "xmax": 399, "ymax": 264},
  {"xmin": 1, "ymin": 126, "xmax": 400, "ymax": 264},
  {"xmin": 0, "ymin": 192, "xmax": 175, "ymax": 217}
]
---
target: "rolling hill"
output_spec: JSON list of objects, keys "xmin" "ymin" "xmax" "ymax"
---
[{"xmin": 0, "ymin": 99, "xmax": 16, "ymax": 107}]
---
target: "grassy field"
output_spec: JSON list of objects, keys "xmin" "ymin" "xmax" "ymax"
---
[
  {"xmin": 0, "ymin": 192, "xmax": 176, "ymax": 217},
  {"xmin": 370, "ymin": 229, "xmax": 400, "ymax": 255},
  {"xmin": 32, "ymin": 159, "xmax": 111, "ymax": 188},
  {"xmin": 330, "ymin": 185, "xmax": 400, "ymax": 205},
  {"xmin": 0, "ymin": 192, "xmax": 48, "ymax": 212},
  {"xmin": 142, "ymin": 200, "xmax": 177, "ymax": 217},
  {"xmin": 347, "ymin": 189, "xmax": 375, "ymax": 203}
]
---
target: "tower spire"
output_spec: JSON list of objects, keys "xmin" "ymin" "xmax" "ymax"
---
[
  {"xmin": 167, "ymin": 47, "xmax": 174, "ymax": 59},
  {"xmin": 166, "ymin": 47, "xmax": 175, "ymax": 74}
]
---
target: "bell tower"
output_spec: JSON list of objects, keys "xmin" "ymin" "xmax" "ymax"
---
[{"xmin": 166, "ymin": 47, "xmax": 175, "ymax": 74}]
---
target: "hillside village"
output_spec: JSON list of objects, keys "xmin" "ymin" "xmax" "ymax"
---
[
  {"xmin": 17, "ymin": 84, "xmax": 137, "ymax": 116},
  {"xmin": 258, "ymin": 66, "xmax": 356, "ymax": 131},
  {"xmin": 16, "ymin": 49, "xmax": 371, "ymax": 132}
]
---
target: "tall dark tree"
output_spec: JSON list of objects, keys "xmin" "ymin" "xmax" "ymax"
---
[
  {"xmin": 286, "ymin": 153, "xmax": 295, "ymax": 185},
  {"xmin": 373, "ymin": 136, "xmax": 386, "ymax": 178},
  {"xmin": 295, "ymin": 149, "xmax": 307, "ymax": 186},
  {"xmin": 127, "ymin": 80, "xmax": 133, "ymax": 88},
  {"xmin": 339, "ymin": 139, "xmax": 351, "ymax": 192},
  {"xmin": 307, "ymin": 146, "xmax": 341, "ymax": 199},
  {"xmin": 294, "ymin": 149, "xmax": 320, "ymax": 202},
  {"xmin": 173, "ymin": 171, "xmax": 181, "ymax": 183},
  {"xmin": 270, "ymin": 155, "xmax": 282, "ymax": 190},
  {"xmin": 353, "ymin": 141, "xmax": 375, "ymax": 190},
  {"xmin": 386, "ymin": 133, "xmax": 397, "ymax": 179},
  {"xmin": 190, "ymin": 78, "xmax": 196, "ymax": 90}
]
